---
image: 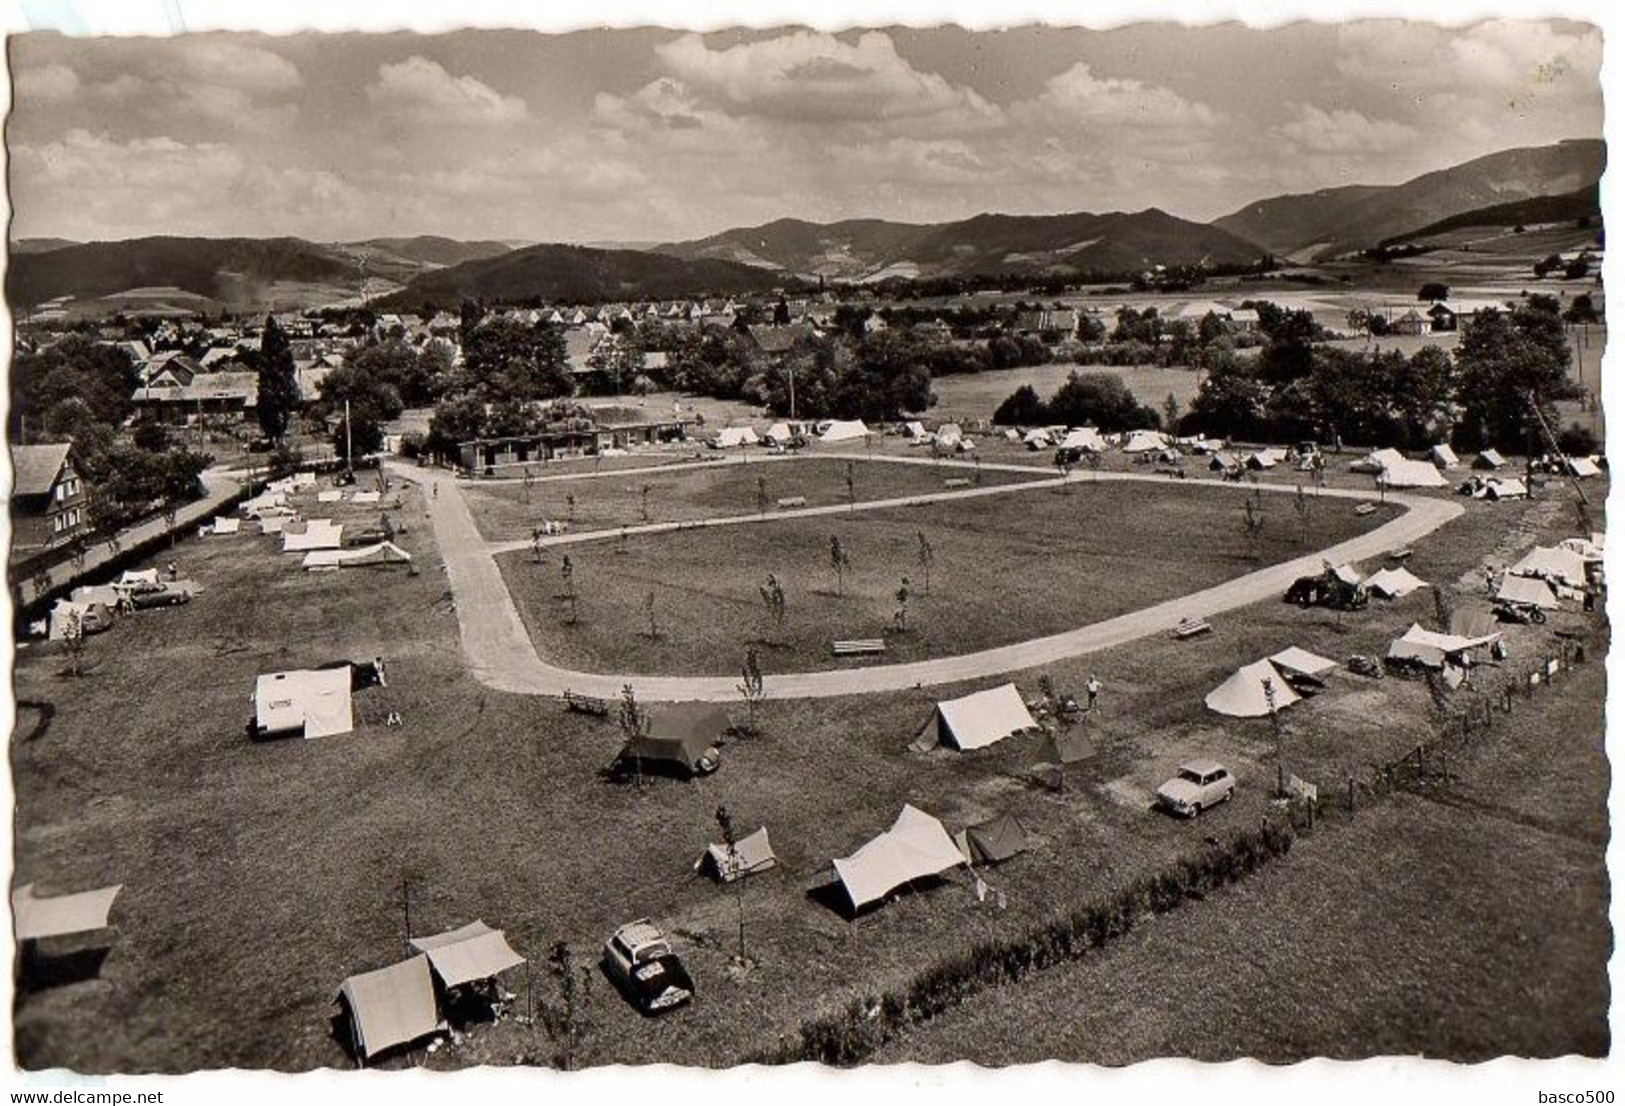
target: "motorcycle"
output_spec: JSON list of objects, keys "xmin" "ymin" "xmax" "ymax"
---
[{"xmin": 1493, "ymin": 599, "xmax": 1547, "ymax": 625}]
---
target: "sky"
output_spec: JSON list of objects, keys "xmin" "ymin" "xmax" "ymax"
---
[{"xmin": 5, "ymin": 19, "xmax": 1604, "ymax": 244}]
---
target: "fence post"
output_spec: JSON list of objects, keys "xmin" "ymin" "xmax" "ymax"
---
[
  {"xmin": 1347, "ymin": 775, "xmax": 1355, "ymax": 814},
  {"xmin": 1416, "ymin": 745, "xmax": 1425, "ymax": 778}
]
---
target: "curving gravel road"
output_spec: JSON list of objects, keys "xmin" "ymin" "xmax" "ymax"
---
[{"xmin": 392, "ymin": 456, "xmax": 1464, "ymax": 703}]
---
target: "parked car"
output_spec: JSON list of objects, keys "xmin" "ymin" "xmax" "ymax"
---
[
  {"xmin": 602, "ymin": 919, "xmax": 694, "ymax": 1015},
  {"xmin": 130, "ymin": 585, "xmax": 191, "ymax": 609},
  {"xmin": 1155, "ymin": 759, "xmax": 1236, "ymax": 817},
  {"xmin": 1284, "ymin": 570, "xmax": 1367, "ymax": 611}
]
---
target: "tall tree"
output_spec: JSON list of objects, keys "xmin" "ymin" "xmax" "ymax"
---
[
  {"xmin": 1454, "ymin": 298, "xmax": 1573, "ymax": 453},
  {"xmin": 256, "ymin": 315, "xmax": 300, "ymax": 444}
]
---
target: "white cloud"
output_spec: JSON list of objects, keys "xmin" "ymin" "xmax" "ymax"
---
[
  {"xmin": 1277, "ymin": 105, "xmax": 1419, "ymax": 155},
  {"xmin": 366, "ymin": 56, "xmax": 528, "ymax": 124},
  {"xmin": 1023, "ymin": 63, "xmax": 1219, "ymax": 131},
  {"xmin": 654, "ymin": 30, "xmax": 999, "ymax": 125}
]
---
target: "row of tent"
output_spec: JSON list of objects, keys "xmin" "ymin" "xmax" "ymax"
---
[
  {"xmin": 224, "ymin": 497, "xmax": 414, "ymax": 570},
  {"xmin": 712, "ymin": 419, "xmax": 873, "ymax": 449},
  {"xmin": 45, "ymin": 570, "xmax": 203, "ymax": 641}
]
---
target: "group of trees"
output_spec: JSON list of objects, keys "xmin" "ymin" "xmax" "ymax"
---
[
  {"xmin": 993, "ymin": 372, "xmax": 1162, "ymax": 432},
  {"xmin": 1188, "ymin": 295, "xmax": 1576, "ymax": 453}
]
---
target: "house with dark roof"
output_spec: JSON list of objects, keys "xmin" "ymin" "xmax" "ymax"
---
[
  {"xmin": 11, "ymin": 443, "xmax": 89, "ymax": 552},
  {"xmin": 132, "ymin": 371, "xmax": 258, "ymax": 425}
]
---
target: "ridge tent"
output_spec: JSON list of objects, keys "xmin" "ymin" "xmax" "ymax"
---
[
  {"xmin": 955, "ymin": 812, "xmax": 1031, "ymax": 866},
  {"xmin": 1362, "ymin": 566, "xmax": 1428, "ymax": 599},
  {"xmin": 711, "ymin": 426, "xmax": 758, "ymax": 449},
  {"xmin": 1351, "ymin": 448, "xmax": 1405, "ymax": 474},
  {"xmin": 832, "ymin": 805, "xmax": 964, "ymax": 912},
  {"xmin": 1478, "ymin": 478, "xmax": 1528, "ymax": 500},
  {"xmin": 1208, "ymin": 451, "xmax": 1242, "ymax": 472},
  {"xmin": 337, "ymin": 955, "xmax": 442, "ymax": 1062},
  {"xmin": 1509, "ymin": 546, "xmax": 1589, "ymax": 589},
  {"xmin": 1473, "ymin": 449, "xmax": 1507, "ymax": 470},
  {"xmin": 259, "ymin": 514, "xmax": 294, "ymax": 534},
  {"xmin": 765, "ymin": 422, "xmax": 802, "ymax": 445},
  {"xmin": 210, "ymin": 517, "xmax": 241, "ymax": 535},
  {"xmin": 317, "ymin": 490, "xmax": 343, "ymax": 504},
  {"xmin": 302, "ymin": 541, "xmax": 412, "ymax": 571},
  {"xmin": 1497, "ymin": 574, "xmax": 1560, "ymax": 609},
  {"xmin": 1190, "ymin": 438, "xmax": 1225, "ymax": 454},
  {"xmin": 1268, "ymin": 646, "xmax": 1338, "ymax": 681},
  {"xmin": 1122, "ymin": 430, "xmax": 1169, "ymax": 454},
  {"xmin": 1378, "ymin": 458, "xmax": 1448, "ymax": 489},
  {"xmin": 1328, "ymin": 563, "xmax": 1363, "ymax": 588},
  {"xmin": 352, "ymin": 490, "xmax": 382, "ymax": 504},
  {"xmin": 1248, "ymin": 448, "xmax": 1285, "ymax": 470},
  {"xmin": 283, "ymin": 521, "xmax": 343, "ymax": 552},
  {"xmin": 253, "ymin": 668, "xmax": 354, "ymax": 739},
  {"xmin": 621, "ymin": 703, "xmax": 730, "ymax": 772},
  {"xmin": 1430, "ymin": 444, "xmax": 1460, "ymax": 469},
  {"xmin": 1566, "ymin": 456, "xmax": 1602, "ymax": 478},
  {"xmin": 1034, "ymin": 726, "xmax": 1093, "ymax": 766},
  {"xmin": 917, "ymin": 683, "xmax": 1038, "ymax": 751},
  {"xmin": 820, "ymin": 419, "xmax": 870, "ymax": 443},
  {"xmin": 901, "ymin": 421, "xmax": 928, "ymax": 442},
  {"xmin": 1205, "ymin": 659, "xmax": 1302, "ymax": 718},
  {"xmin": 1058, "ymin": 427, "xmax": 1105, "ymax": 452},
  {"xmin": 695, "ymin": 826, "xmax": 778, "ymax": 882},
  {"xmin": 408, "ymin": 921, "xmax": 526, "ymax": 989},
  {"xmin": 12, "ymin": 882, "xmax": 122, "ymax": 941},
  {"xmin": 1022, "ymin": 428, "xmax": 1052, "ymax": 449},
  {"xmin": 934, "ymin": 423, "xmax": 963, "ymax": 448}
]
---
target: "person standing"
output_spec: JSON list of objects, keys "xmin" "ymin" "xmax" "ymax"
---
[{"xmin": 1085, "ymin": 674, "xmax": 1103, "ymax": 712}]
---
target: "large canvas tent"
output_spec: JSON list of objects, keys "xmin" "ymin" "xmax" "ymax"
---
[
  {"xmin": 12, "ymin": 883, "xmax": 122, "ymax": 941},
  {"xmin": 1378, "ymin": 458, "xmax": 1448, "ymax": 489},
  {"xmin": 1497, "ymin": 574, "xmax": 1560, "ymax": 609},
  {"xmin": 712, "ymin": 426, "xmax": 758, "ymax": 448},
  {"xmin": 621, "ymin": 702, "xmax": 729, "ymax": 771},
  {"xmin": 954, "ymin": 813, "xmax": 1031, "ymax": 865},
  {"xmin": 1351, "ymin": 447, "xmax": 1405, "ymax": 474},
  {"xmin": 833, "ymin": 805, "xmax": 964, "ymax": 911},
  {"xmin": 48, "ymin": 599, "xmax": 111, "ymax": 641},
  {"xmin": 695, "ymin": 826, "xmax": 778, "ymax": 882},
  {"xmin": 820, "ymin": 419, "xmax": 870, "ymax": 443},
  {"xmin": 210, "ymin": 517, "xmax": 242, "ymax": 535},
  {"xmin": 337, "ymin": 955, "xmax": 441, "ymax": 1061},
  {"xmin": 253, "ymin": 668, "xmax": 355, "ymax": 739},
  {"xmin": 1387, "ymin": 623, "xmax": 1500, "ymax": 668},
  {"xmin": 1509, "ymin": 546, "xmax": 1589, "ymax": 589},
  {"xmin": 1205, "ymin": 658, "xmax": 1302, "ymax": 718},
  {"xmin": 917, "ymin": 683, "xmax": 1038, "ymax": 751},
  {"xmin": 1362, "ymin": 566, "xmax": 1428, "ymax": 598},
  {"xmin": 1122, "ymin": 429, "xmax": 1169, "ymax": 454},
  {"xmin": 282, "ymin": 520, "xmax": 343, "ymax": 552},
  {"xmin": 302, "ymin": 541, "xmax": 412, "ymax": 571},
  {"xmin": 408, "ymin": 921, "xmax": 526, "ymax": 989}
]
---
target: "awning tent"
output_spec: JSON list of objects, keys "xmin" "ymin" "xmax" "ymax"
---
[
  {"xmin": 338, "ymin": 955, "xmax": 441, "ymax": 1061},
  {"xmin": 1268, "ymin": 646, "xmax": 1338, "ymax": 681},
  {"xmin": 820, "ymin": 419, "xmax": 870, "ymax": 443},
  {"xmin": 1205, "ymin": 658, "xmax": 1302, "ymax": 718},
  {"xmin": 1430, "ymin": 444, "xmax": 1460, "ymax": 469},
  {"xmin": 1387, "ymin": 623, "xmax": 1500, "ymax": 668},
  {"xmin": 302, "ymin": 542, "xmax": 412, "ymax": 571},
  {"xmin": 12, "ymin": 882, "xmax": 122, "ymax": 941},
  {"xmin": 1497, "ymin": 574, "xmax": 1560, "ymax": 609},
  {"xmin": 955, "ymin": 813, "xmax": 1031, "ymax": 866},
  {"xmin": 70, "ymin": 584, "xmax": 121, "ymax": 608},
  {"xmin": 1473, "ymin": 449, "xmax": 1507, "ymax": 470},
  {"xmin": 254, "ymin": 668, "xmax": 355, "ymax": 738},
  {"xmin": 1448, "ymin": 609, "xmax": 1497, "ymax": 640},
  {"xmin": 1509, "ymin": 546, "xmax": 1589, "ymax": 589},
  {"xmin": 283, "ymin": 521, "xmax": 343, "ymax": 552},
  {"xmin": 919, "ymin": 683, "xmax": 1038, "ymax": 751},
  {"xmin": 408, "ymin": 921, "xmax": 526, "ymax": 989},
  {"xmin": 832, "ymin": 805, "xmax": 964, "ymax": 911},
  {"xmin": 1362, "ymin": 566, "xmax": 1428, "ymax": 598},
  {"xmin": 696, "ymin": 826, "xmax": 778, "ymax": 882},
  {"xmin": 1378, "ymin": 458, "xmax": 1449, "ymax": 489}
]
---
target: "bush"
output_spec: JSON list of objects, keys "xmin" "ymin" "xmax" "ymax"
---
[{"xmin": 1558, "ymin": 422, "xmax": 1599, "ymax": 457}]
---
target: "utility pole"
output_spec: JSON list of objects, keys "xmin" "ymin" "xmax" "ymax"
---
[
  {"xmin": 345, "ymin": 399, "xmax": 353, "ymax": 474},
  {"xmin": 787, "ymin": 362, "xmax": 797, "ymax": 422}
]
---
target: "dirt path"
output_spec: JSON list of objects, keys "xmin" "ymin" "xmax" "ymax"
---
[{"xmin": 394, "ymin": 456, "xmax": 1464, "ymax": 702}]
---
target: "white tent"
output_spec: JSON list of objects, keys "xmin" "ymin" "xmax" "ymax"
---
[
  {"xmin": 242, "ymin": 493, "xmax": 287, "ymax": 517},
  {"xmin": 352, "ymin": 491, "xmax": 382, "ymax": 505},
  {"xmin": 1560, "ymin": 536, "xmax": 1605, "ymax": 561},
  {"xmin": 118, "ymin": 569, "xmax": 159, "ymax": 589},
  {"xmin": 1387, "ymin": 623, "xmax": 1500, "ymax": 668},
  {"xmin": 259, "ymin": 514, "xmax": 294, "ymax": 534},
  {"xmin": 302, "ymin": 541, "xmax": 412, "ymax": 571},
  {"xmin": 1268, "ymin": 647, "xmax": 1338, "ymax": 680},
  {"xmin": 1022, "ymin": 428, "xmax": 1052, "ymax": 449},
  {"xmin": 254, "ymin": 668, "xmax": 354, "ymax": 739},
  {"xmin": 1378, "ymin": 458, "xmax": 1448, "ymax": 489},
  {"xmin": 338, "ymin": 955, "xmax": 441, "ymax": 1061},
  {"xmin": 1122, "ymin": 429, "xmax": 1169, "ymax": 454},
  {"xmin": 1497, "ymin": 574, "xmax": 1560, "ymax": 609},
  {"xmin": 1430, "ymin": 444, "xmax": 1460, "ymax": 469},
  {"xmin": 712, "ymin": 426, "xmax": 759, "ymax": 448},
  {"xmin": 317, "ymin": 489, "xmax": 343, "ymax": 504},
  {"xmin": 820, "ymin": 419, "xmax": 870, "ymax": 443},
  {"xmin": 1204, "ymin": 658, "xmax": 1302, "ymax": 718},
  {"xmin": 921, "ymin": 683, "xmax": 1039, "ymax": 751},
  {"xmin": 934, "ymin": 423, "xmax": 963, "ymax": 448},
  {"xmin": 1351, "ymin": 447, "xmax": 1406, "ymax": 474},
  {"xmin": 48, "ymin": 599, "xmax": 109, "ymax": 641},
  {"xmin": 1249, "ymin": 448, "xmax": 1285, "ymax": 469},
  {"xmin": 901, "ymin": 420, "xmax": 928, "ymax": 441},
  {"xmin": 1058, "ymin": 427, "xmax": 1106, "ymax": 452},
  {"xmin": 695, "ymin": 826, "xmax": 778, "ymax": 882},
  {"xmin": 1509, "ymin": 546, "xmax": 1589, "ymax": 589},
  {"xmin": 1473, "ymin": 449, "xmax": 1507, "ymax": 470},
  {"xmin": 1478, "ymin": 478, "xmax": 1528, "ymax": 500},
  {"xmin": 12, "ymin": 882, "xmax": 122, "ymax": 940},
  {"xmin": 409, "ymin": 921, "xmax": 526, "ymax": 989},
  {"xmin": 1362, "ymin": 566, "xmax": 1428, "ymax": 598},
  {"xmin": 1567, "ymin": 456, "xmax": 1602, "ymax": 478},
  {"xmin": 832, "ymin": 805, "xmax": 964, "ymax": 911},
  {"xmin": 210, "ymin": 517, "xmax": 242, "ymax": 535},
  {"xmin": 282, "ymin": 520, "xmax": 344, "ymax": 552},
  {"xmin": 765, "ymin": 422, "xmax": 802, "ymax": 445}
]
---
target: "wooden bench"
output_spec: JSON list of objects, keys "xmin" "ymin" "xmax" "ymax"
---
[
  {"xmin": 943, "ymin": 477, "xmax": 971, "ymax": 489},
  {"xmin": 562, "ymin": 690, "xmax": 611, "ymax": 717},
  {"xmin": 1387, "ymin": 547, "xmax": 1414, "ymax": 562},
  {"xmin": 1172, "ymin": 618, "xmax": 1213, "ymax": 640},
  {"xmin": 1354, "ymin": 503, "xmax": 1378, "ymax": 517},
  {"xmin": 831, "ymin": 638, "xmax": 887, "ymax": 657},
  {"xmin": 777, "ymin": 496, "xmax": 808, "ymax": 509}
]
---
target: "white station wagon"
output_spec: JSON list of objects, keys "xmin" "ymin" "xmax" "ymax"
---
[{"xmin": 1156, "ymin": 759, "xmax": 1236, "ymax": 817}]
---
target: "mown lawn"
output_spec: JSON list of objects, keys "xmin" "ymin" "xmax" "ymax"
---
[
  {"xmin": 461, "ymin": 455, "xmax": 1045, "ymax": 543},
  {"xmin": 10, "ymin": 466, "xmax": 1605, "ymax": 1072},
  {"xmin": 497, "ymin": 478, "xmax": 1397, "ymax": 676}
]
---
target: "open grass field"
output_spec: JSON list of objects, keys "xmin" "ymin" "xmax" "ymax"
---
[
  {"xmin": 928, "ymin": 363, "xmax": 1204, "ymax": 425},
  {"xmin": 495, "ymin": 477, "xmax": 1398, "ymax": 676},
  {"xmin": 461, "ymin": 456, "xmax": 1047, "ymax": 543},
  {"xmin": 10, "ymin": 456, "xmax": 1607, "ymax": 1072}
]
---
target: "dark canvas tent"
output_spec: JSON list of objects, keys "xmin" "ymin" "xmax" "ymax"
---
[
  {"xmin": 1473, "ymin": 449, "xmax": 1507, "ymax": 470},
  {"xmin": 1034, "ymin": 727, "xmax": 1093, "ymax": 765},
  {"xmin": 955, "ymin": 813, "xmax": 1031, "ymax": 865},
  {"xmin": 621, "ymin": 702, "xmax": 729, "ymax": 771}
]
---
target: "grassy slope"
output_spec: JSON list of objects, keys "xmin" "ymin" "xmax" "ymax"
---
[
  {"xmin": 9, "ymin": 466, "xmax": 1605, "ymax": 1071},
  {"xmin": 497, "ymin": 477, "xmax": 1395, "ymax": 676}
]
